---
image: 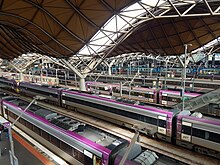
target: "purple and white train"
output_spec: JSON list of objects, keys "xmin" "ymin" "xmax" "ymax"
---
[
  {"xmin": 0, "ymin": 78, "xmax": 220, "ymax": 159},
  {"xmin": 85, "ymin": 81, "xmax": 202, "ymax": 106},
  {"xmin": 1, "ymin": 95, "xmax": 152, "ymax": 165}
]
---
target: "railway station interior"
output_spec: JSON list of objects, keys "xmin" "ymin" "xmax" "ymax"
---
[{"xmin": 0, "ymin": 0, "xmax": 220, "ymax": 165}]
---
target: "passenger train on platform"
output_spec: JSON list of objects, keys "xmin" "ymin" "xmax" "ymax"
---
[
  {"xmin": 0, "ymin": 77, "xmax": 219, "ymax": 159},
  {"xmin": 85, "ymin": 81, "xmax": 201, "ymax": 106},
  {"xmin": 0, "ymin": 95, "xmax": 155, "ymax": 165}
]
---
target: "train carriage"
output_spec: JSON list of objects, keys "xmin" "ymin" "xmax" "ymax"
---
[
  {"xmin": 2, "ymin": 97, "xmax": 145, "ymax": 165},
  {"xmin": 19, "ymin": 82, "xmax": 62, "ymax": 105},
  {"xmin": 0, "ymin": 77, "xmax": 17, "ymax": 90},
  {"xmin": 176, "ymin": 111, "xmax": 220, "ymax": 159},
  {"xmin": 61, "ymin": 90, "xmax": 179, "ymax": 142},
  {"xmin": 159, "ymin": 90, "xmax": 201, "ymax": 106}
]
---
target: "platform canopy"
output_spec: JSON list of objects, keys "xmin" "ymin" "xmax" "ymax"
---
[{"xmin": 0, "ymin": 0, "xmax": 220, "ymax": 60}]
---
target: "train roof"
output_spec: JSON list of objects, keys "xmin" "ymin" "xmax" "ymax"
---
[
  {"xmin": 62, "ymin": 90, "xmax": 178, "ymax": 116},
  {"xmin": 3, "ymin": 98, "xmax": 130, "ymax": 156},
  {"xmin": 0, "ymin": 77, "xmax": 16, "ymax": 82},
  {"xmin": 19, "ymin": 82, "xmax": 61, "ymax": 92},
  {"xmin": 180, "ymin": 114, "xmax": 220, "ymax": 127},
  {"xmin": 3, "ymin": 100, "xmax": 112, "ymax": 156},
  {"xmin": 35, "ymin": 109, "xmax": 57, "ymax": 118}
]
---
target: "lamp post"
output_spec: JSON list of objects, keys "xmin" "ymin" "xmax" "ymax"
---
[
  {"xmin": 182, "ymin": 44, "xmax": 192, "ymax": 111},
  {"xmin": 164, "ymin": 60, "xmax": 168, "ymax": 89},
  {"xmin": 8, "ymin": 96, "xmax": 45, "ymax": 165}
]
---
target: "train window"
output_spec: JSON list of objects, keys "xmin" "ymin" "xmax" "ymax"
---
[
  {"xmin": 33, "ymin": 125, "xmax": 41, "ymax": 135},
  {"xmin": 145, "ymin": 94, "xmax": 154, "ymax": 99},
  {"xmin": 158, "ymin": 119, "xmax": 166, "ymax": 128},
  {"xmin": 50, "ymin": 136, "xmax": 60, "ymax": 148},
  {"xmin": 193, "ymin": 128, "xmax": 220, "ymax": 143},
  {"xmin": 42, "ymin": 130, "xmax": 49, "ymax": 141},
  {"xmin": 19, "ymin": 118, "xmax": 26, "ymax": 125},
  {"xmin": 22, "ymin": 87, "xmax": 58, "ymax": 98},
  {"xmin": 60, "ymin": 141, "xmax": 72, "ymax": 155},
  {"xmin": 205, "ymin": 132, "xmax": 209, "ymax": 140},
  {"xmin": 122, "ymin": 90, "xmax": 129, "ymax": 95},
  {"xmin": 26, "ymin": 121, "xmax": 33, "ymax": 130},
  {"xmin": 192, "ymin": 128, "xmax": 205, "ymax": 139},
  {"xmin": 142, "ymin": 116, "xmax": 157, "ymax": 125},
  {"xmin": 73, "ymin": 148, "xmax": 84, "ymax": 164},
  {"xmin": 209, "ymin": 132, "xmax": 220, "ymax": 143},
  {"xmin": 161, "ymin": 96, "xmax": 168, "ymax": 101},
  {"xmin": 8, "ymin": 111, "xmax": 16, "ymax": 119},
  {"xmin": 182, "ymin": 125, "xmax": 191, "ymax": 135}
]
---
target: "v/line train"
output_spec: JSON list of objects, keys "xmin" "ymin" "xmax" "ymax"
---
[
  {"xmin": 0, "ymin": 94, "xmax": 156, "ymax": 165},
  {"xmin": 0, "ymin": 77, "xmax": 201, "ymax": 107},
  {"xmin": 85, "ymin": 81, "xmax": 201, "ymax": 106},
  {"xmin": 0, "ymin": 77, "xmax": 220, "ymax": 159},
  {"xmin": 87, "ymin": 75, "xmax": 220, "ymax": 93}
]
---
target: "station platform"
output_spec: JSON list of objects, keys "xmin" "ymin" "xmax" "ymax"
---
[{"xmin": 0, "ymin": 131, "xmax": 46, "ymax": 165}]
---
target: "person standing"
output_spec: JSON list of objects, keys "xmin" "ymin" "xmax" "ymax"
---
[{"xmin": 211, "ymin": 73, "xmax": 214, "ymax": 81}]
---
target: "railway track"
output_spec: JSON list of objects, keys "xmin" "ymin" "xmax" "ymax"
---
[{"xmin": 2, "ymin": 89, "xmax": 220, "ymax": 165}]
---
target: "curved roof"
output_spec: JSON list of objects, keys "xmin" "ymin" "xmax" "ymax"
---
[
  {"xmin": 108, "ymin": 1, "xmax": 220, "ymax": 57},
  {"xmin": 0, "ymin": 0, "xmax": 220, "ymax": 60},
  {"xmin": 0, "ymin": 0, "xmax": 137, "ymax": 59}
]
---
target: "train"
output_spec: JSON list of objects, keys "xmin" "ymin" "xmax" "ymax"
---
[
  {"xmin": 86, "ymin": 74, "xmax": 219, "ymax": 93},
  {"xmin": 0, "ymin": 77, "xmax": 219, "ymax": 159},
  {"xmin": 0, "ymin": 94, "xmax": 156, "ymax": 165},
  {"xmin": 0, "ymin": 77, "xmax": 202, "ymax": 107},
  {"xmin": 86, "ymin": 81, "xmax": 201, "ymax": 106}
]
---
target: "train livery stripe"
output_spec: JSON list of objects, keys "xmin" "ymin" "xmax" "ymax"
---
[{"xmin": 12, "ymin": 131, "xmax": 55, "ymax": 165}]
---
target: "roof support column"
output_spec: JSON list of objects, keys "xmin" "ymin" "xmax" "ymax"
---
[
  {"xmin": 20, "ymin": 72, "xmax": 24, "ymax": 81},
  {"xmin": 182, "ymin": 44, "xmax": 192, "ymax": 111},
  {"xmin": 108, "ymin": 66, "xmax": 112, "ymax": 76},
  {"xmin": 79, "ymin": 77, "xmax": 86, "ymax": 91},
  {"xmin": 103, "ymin": 59, "xmax": 116, "ymax": 76},
  {"xmin": 60, "ymin": 59, "xmax": 86, "ymax": 91},
  {"xmin": 9, "ymin": 62, "xmax": 24, "ymax": 81}
]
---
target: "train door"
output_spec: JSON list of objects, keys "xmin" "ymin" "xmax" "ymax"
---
[
  {"xmin": 84, "ymin": 150, "xmax": 93, "ymax": 165},
  {"xmin": 160, "ymin": 92, "xmax": 168, "ymax": 105},
  {"xmin": 84, "ymin": 150, "xmax": 102, "ymax": 165},
  {"xmin": 157, "ymin": 115, "xmax": 167, "ymax": 135},
  {"xmin": 181, "ymin": 121, "xmax": 192, "ymax": 142}
]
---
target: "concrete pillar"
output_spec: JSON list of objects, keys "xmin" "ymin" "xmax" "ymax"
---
[
  {"xmin": 212, "ymin": 54, "xmax": 215, "ymax": 67},
  {"xmin": 79, "ymin": 78, "xmax": 86, "ymax": 91},
  {"xmin": 154, "ymin": 59, "xmax": 157, "ymax": 68},
  {"xmin": 19, "ymin": 72, "xmax": 24, "ymax": 81},
  {"xmin": 108, "ymin": 66, "xmax": 112, "ymax": 76},
  {"xmin": 120, "ymin": 82, "xmax": 122, "ymax": 97}
]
